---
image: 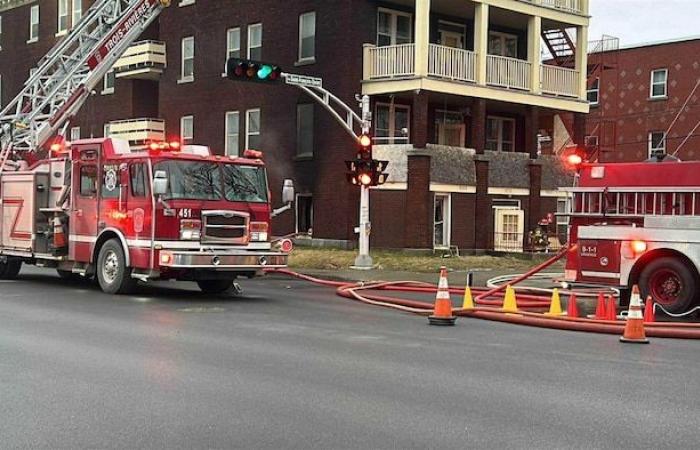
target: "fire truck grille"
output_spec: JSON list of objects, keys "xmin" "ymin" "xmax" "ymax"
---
[{"xmin": 202, "ymin": 212, "xmax": 249, "ymax": 244}]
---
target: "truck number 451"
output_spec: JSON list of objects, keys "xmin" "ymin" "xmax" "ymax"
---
[{"xmin": 178, "ymin": 208, "xmax": 192, "ymax": 218}]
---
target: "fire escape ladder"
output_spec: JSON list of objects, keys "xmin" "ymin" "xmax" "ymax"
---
[{"xmin": 542, "ymin": 28, "xmax": 576, "ymax": 67}]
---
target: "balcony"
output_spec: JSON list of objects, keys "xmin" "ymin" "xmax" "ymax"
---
[
  {"xmin": 428, "ymin": 44, "xmax": 476, "ymax": 83},
  {"xmin": 107, "ymin": 118, "xmax": 165, "ymax": 146},
  {"xmin": 518, "ymin": 0, "xmax": 585, "ymax": 15},
  {"xmin": 113, "ymin": 41, "xmax": 166, "ymax": 80},
  {"xmin": 486, "ymin": 55, "xmax": 531, "ymax": 91},
  {"xmin": 541, "ymin": 65, "xmax": 579, "ymax": 97}
]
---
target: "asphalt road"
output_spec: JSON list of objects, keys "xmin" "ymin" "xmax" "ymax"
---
[{"xmin": 1, "ymin": 266, "xmax": 699, "ymax": 449}]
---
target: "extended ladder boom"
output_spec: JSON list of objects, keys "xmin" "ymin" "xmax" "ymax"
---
[{"xmin": 0, "ymin": 0, "xmax": 168, "ymax": 168}]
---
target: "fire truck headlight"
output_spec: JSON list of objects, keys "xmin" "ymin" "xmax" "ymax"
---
[
  {"xmin": 249, "ymin": 222, "xmax": 269, "ymax": 242},
  {"xmin": 180, "ymin": 219, "xmax": 202, "ymax": 240}
]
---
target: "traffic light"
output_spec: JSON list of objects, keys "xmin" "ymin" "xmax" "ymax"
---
[
  {"xmin": 345, "ymin": 159, "xmax": 389, "ymax": 187},
  {"xmin": 226, "ymin": 58, "xmax": 282, "ymax": 83},
  {"xmin": 357, "ymin": 133, "xmax": 372, "ymax": 160}
]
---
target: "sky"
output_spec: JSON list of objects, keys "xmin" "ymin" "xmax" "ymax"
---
[{"xmin": 589, "ymin": 0, "xmax": 700, "ymax": 47}]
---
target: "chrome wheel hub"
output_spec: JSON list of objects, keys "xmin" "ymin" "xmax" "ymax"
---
[{"xmin": 103, "ymin": 250, "xmax": 119, "ymax": 283}]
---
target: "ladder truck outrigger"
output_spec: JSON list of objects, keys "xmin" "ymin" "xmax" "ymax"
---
[{"xmin": 0, "ymin": 0, "xmax": 294, "ymax": 294}]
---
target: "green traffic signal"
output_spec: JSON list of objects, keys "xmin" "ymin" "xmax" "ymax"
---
[
  {"xmin": 257, "ymin": 65, "xmax": 273, "ymax": 80},
  {"xmin": 226, "ymin": 58, "xmax": 282, "ymax": 83}
]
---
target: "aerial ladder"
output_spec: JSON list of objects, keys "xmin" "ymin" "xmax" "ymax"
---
[{"xmin": 0, "ymin": 0, "xmax": 169, "ymax": 171}]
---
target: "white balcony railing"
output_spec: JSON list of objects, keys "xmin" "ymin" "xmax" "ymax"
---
[
  {"xmin": 486, "ymin": 55, "xmax": 531, "ymax": 91},
  {"xmin": 428, "ymin": 44, "xmax": 476, "ymax": 83},
  {"xmin": 107, "ymin": 118, "xmax": 165, "ymax": 145},
  {"xmin": 113, "ymin": 40, "xmax": 166, "ymax": 80},
  {"xmin": 367, "ymin": 43, "xmax": 415, "ymax": 79},
  {"xmin": 541, "ymin": 65, "xmax": 579, "ymax": 97},
  {"xmin": 519, "ymin": 0, "xmax": 584, "ymax": 14}
]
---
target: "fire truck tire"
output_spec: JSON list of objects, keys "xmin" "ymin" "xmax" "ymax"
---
[
  {"xmin": 196, "ymin": 279, "xmax": 236, "ymax": 295},
  {"xmin": 638, "ymin": 257, "xmax": 697, "ymax": 314},
  {"xmin": 96, "ymin": 239, "xmax": 136, "ymax": 295},
  {"xmin": 0, "ymin": 257, "xmax": 22, "ymax": 280}
]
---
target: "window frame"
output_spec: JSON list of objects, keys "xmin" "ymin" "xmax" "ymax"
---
[
  {"xmin": 298, "ymin": 11, "xmax": 316, "ymax": 63},
  {"xmin": 129, "ymin": 163, "xmax": 148, "ymax": 198},
  {"xmin": 79, "ymin": 164, "xmax": 98, "ymax": 197},
  {"xmin": 486, "ymin": 116, "xmax": 516, "ymax": 152},
  {"xmin": 180, "ymin": 115, "xmax": 194, "ymax": 144},
  {"xmin": 28, "ymin": 5, "xmax": 39, "ymax": 43},
  {"xmin": 296, "ymin": 103, "xmax": 314, "ymax": 157},
  {"xmin": 376, "ymin": 8, "xmax": 412, "ymax": 47},
  {"xmin": 226, "ymin": 27, "xmax": 241, "ymax": 60},
  {"xmin": 102, "ymin": 70, "xmax": 115, "ymax": 95},
  {"xmin": 650, "ymin": 68, "xmax": 668, "ymax": 99},
  {"xmin": 374, "ymin": 102, "xmax": 411, "ymax": 145},
  {"xmin": 245, "ymin": 108, "xmax": 261, "ymax": 150},
  {"xmin": 70, "ymin": 126, "xmax": 80, "ymax": 141},
  {"xmin": 648, "ymin": 131, "xmax": 667, "ymax": 158},
  {"xmin": 247, "ymin": 23, "xmax": 262, "ymax": 60},
  {"xmin": 225, "ymin": 111, "xmax": 240, "ymax": 156},
  {"xmin": 587, "ymin": 78, "xmax": 600, "ymax": 106},
  {"xmin": 488, "ymin": 31, "xmax": 518, "ymax": 58},
  {"xmin": 103, "ymin": 123, "xmax": 111, "ymax": 138},
  {"xmin": 72, "ymin": 0, "xmax": 82, "ymax": 27},
  {"xmin": 180, "ymin": 36, "xmax": 195, "ymax": 82},
  {"xmin": 57, "ymin": 0, "xmax": 69, "ymax": 35},
  {"xmin": 433, "ymin": 193, "xmax": 452, "ymax": 249}
]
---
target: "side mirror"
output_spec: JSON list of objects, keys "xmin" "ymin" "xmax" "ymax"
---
[
  {"xmin": 282, "ymin": 179, "xmax": 295, "ymax": 204},
  {"xmin": 153, "ymin": 170, "xmax": 168, "ymax": 196}
]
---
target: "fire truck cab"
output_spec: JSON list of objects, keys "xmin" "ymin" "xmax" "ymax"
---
[
  {"xmin": 563, "ymin": 160, "xmax": 700, "ymax": 314},
  {"xmin": 0, "ymin": 138, "xmax": 292, "ymax": 294}
]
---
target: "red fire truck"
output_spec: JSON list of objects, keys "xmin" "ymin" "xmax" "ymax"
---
[
  {"xmin": 0, "ymin": 139, "xmax": 293, "ymax": 294},
  {"xmin": 563, "ymin": 158, "xmax": 700, "ymax": 314}
]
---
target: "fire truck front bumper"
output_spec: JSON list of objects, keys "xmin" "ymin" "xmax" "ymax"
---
[{"xmin": 158, "ymin": 249, "xmax": 288, "ymax": 271}]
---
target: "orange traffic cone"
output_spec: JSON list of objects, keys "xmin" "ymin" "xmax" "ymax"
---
[
  {"xmin": 594, "ymin": 293, "xmax": 606, "ymax": 320},
  {"xmin": 606, "ymin": 295, "xmax": 617, "ymax": 321},
  {"xmin": 620, "ymin": 285, "xmax": 649, "ymax": 344},
  {"xmin": 53, "ymin": 216, "xmax": 67, "ymax": 248},
  {"xmin": 428, "ymin": 267, "xmax": 456, "ymax": 326},
  {"xmin": 566, "ymin": 293, "xmax": 579, "ymax": 318},
  {"xmin": 643, "ymin": 295, "xmax": 656, "ymax": 324}
]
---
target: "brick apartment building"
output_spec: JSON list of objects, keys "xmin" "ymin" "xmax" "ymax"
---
[
  {"xmin": 554, "ymin": 35, "xmax": 700, "ymax": 163},
  {"xmin": 0, "ymin": 0, "xmax": 591, "ymax": 253}
]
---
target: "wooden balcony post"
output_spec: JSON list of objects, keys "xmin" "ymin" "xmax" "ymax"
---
[
  {"xmin": 363, "ymin": 43, "xmax": 375, "ymax": 80},
  {"xmin": 575, "ymin": 24, "xmax": 589, "ymax": 100},
  {"xmin": 474, "ymin": 2, "xmax": 489, "ymax": 85},
  {"xmin": 528, "ymin": 15, "xmax": 542, "ymax": 94},
  {"xmin": 415, "ymin": 0, "xmax": 430, "ymax": 77}
]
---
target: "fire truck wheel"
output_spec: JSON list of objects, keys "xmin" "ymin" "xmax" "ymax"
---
[
  {"xmin": 638, "ymin": 257, "xmax": 697, "ymax": 314},
  {"xmin": 97, "ymin": 239, "xmax": 136, "ymax": 295},
  {"xmin": 0, "ymin": 257, "xmax": 22, "ymax": 280},
  {"xmin": 196, "ymin": 279, "xmax": 236, "ymax": 295}
]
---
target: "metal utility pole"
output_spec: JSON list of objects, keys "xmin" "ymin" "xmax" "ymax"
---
[{"xmin": 353, "ymin": 95, "xmax": 373, "ymax": 269}]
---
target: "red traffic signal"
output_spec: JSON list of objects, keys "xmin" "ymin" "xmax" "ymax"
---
[
  {"xmin": 226, "ymin": 58, "xmax": 282, "ymax": 83},
  {"xmin": 561, "ymin": 146, "xmax": 587, "ymax": 171},
  {"xmin": 357, "ymin": 133, "xmax": 372, "ymax": 160},
  {"xmin": 345, "ymin": 159, "xmax": 389, "ymax": 187}
]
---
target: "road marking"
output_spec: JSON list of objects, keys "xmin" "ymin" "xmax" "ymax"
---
[{"xmin": 177, "ymin": 307, "xmax": 226, "ymax": 313}]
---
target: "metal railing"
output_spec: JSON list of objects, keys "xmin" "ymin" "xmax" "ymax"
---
[
  {"xmin": 367, "ymin": 43, "xmax": 415, "ymax": 79},
  {"xmin": 486, "ymin": 55, "xmax": 531, "ymax": 91},
  {"xmin": 520, "ymin": 0, "xmax": 584, "ymax": 14},
  {"xmin": 428, "ymin": 44, "xmax": 476, "ymax": 83},
  {"xmin": 113, "ymin": 40, "xmax": 167, "ymax": 73},
  {"xmin": 541, "ymin": 65, "xmax": 579, "ymax": 97}
]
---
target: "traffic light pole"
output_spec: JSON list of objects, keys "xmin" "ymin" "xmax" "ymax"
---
[{"xmin": 354, "ymin": 95, "xmax": 373, "ymax": 269}]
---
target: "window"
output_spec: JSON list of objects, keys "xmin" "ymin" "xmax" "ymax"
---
[
  {"xmin": 247, "ymin": 23, "xmax": 262, "ymax": 60},
  {"xmin": 375, "ymin": 103, "xmax": 410, "ymax": 144},
  {"xmin": 435, "ymin": 110, "xmax": 465, "ymax": 147},
  {"xmin": 72, "ymin": 0, "xmax": 82, "ymax": 26},
  {"xmin": 246, "ymin": 109, "xmax": 261, "ymax": 150},
  {"xmin": 650, "ymin": 69, "xmax": 668, "ymax": 98},
  {"xmin": 225, "ymin": 111, "xmax": 240, "ymax": 156},
  {"xmin": 648, "ymin": 131, "xmax": 666, "ymax": 158},
  {"xmin": 296, "ymin": 104, "xmax": 314, "ymax": 156},
  {"xmin": 438, "ymin": 20, "xmax": 466, "ymax": 49},
  {"xmin": 103, "ymin": 123, "xmax": 111, "ymax": 138},
  {"xmin": 296, "ymin": 194, "xmax": 313, "ymax": 234},
  {"xmin": 226, "ymin": 27, "xmax": 241, "ymax": 59},
  {"xmin": 181, "ymin": 36, "xmax": 194, "ymax": 81},
  {"xmin": 434, "ymin": 194, "xmax": 451, "ymax": 249},
  {"xmin": 57, "ymin": 0, "xmax": 68, "ymax": 34},
  {"xmin": 29, "ymin": 5, "xmax": 39, "ymax": 42},
  {"xmin": 486, "ymin": 116, "xmax": 516, "ymax": 152},
  {"xmin": 377, "ymin": 9, "xmax": 412, "ymax": 46},
  {"xmin": 587, "ymin": 78, "xmax": 599, "ymax": 105},
  {"xmin": 102, "ymin": 70, "xmax": 115, "ymax": 94},
  {"xmin": 488, "ymin": 31, "xmax": 518, "ymax": 58},
  {"xmin": 80, "ymin": 165, "xmax": 97, "ymax": 196},
  {"xmin": 556, "ymin": 198, "xmax": 570, "ymax": 243},
  {"xmin": 70, "ymin": 126, "xmax": 80, "ymax": 141},
  {"xmin": 181, "ymin": 115, "xmax": 193, "ymax": 144},
  {"xmin": 298, "ymin": 12, "xmax": 316, "ymax": 61},
  {"xmin": 130, "ymin": 163, "xmax": 147, "ymax": 197}
]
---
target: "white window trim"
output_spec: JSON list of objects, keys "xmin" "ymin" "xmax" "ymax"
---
[
  {"xmin": 28, "ymin": 5, "xmax": 39, "ymax": 43},
  {"xmin": 101, "ymin": 70, "xmax": 114, "ymax": 95},
  {"xmin": 297, "ymin": 11, "xmax": 316, "ymax": 64},
  {"xmin": 375, "ymin": 102, "xmax": 411, "ymax": 144},
  {"xmin": 57, "ymin": 0, "xmax": 69, "ymax": 36},
  {"xmin": 377, "ymin": 7, "xmax": 413, "ymax": 46},
  {"xmin": 181, "ymin": 115, "xmax": 194, "ymax": 143},
  {"xmin": 70, "ymin": 126, "xmax": 80, "ymax": 141},
  {"xmin": 486, "ymin": 116, "xmax": 516, "ymax": 152},
  {"xmin": 245, "ymin": 108, "xmax": 261, "ymax": 150},
  {"xmin": 650, "ymin": 68, "xmax": 668, "ymax": 99},
  {"xmin": 433, "ymin": 193, "xmax": 452, "ymax": 249},
  {"xmin": 247, "ymin": 23, "xmax": 262, "ymax": 59},
  {"xmin": 179, "ymin": 36, "xmax": 194, "ymax": 83},
  {"xmin": 225, "ymin": 111, "xmax": 240, "ymax": 156},
  {"xmin": 222, "ymin": 27, "xmax": 241, "ymax": 77},
  {"xmin": 648, "ymin": 131, "xmax": 666, "ymax": 158},
  {"xmin": 587, "ymin": 78, "xmax": 600, "ymax": 106},
  {"xmin": 72, "ymin": 0, "xmax": 82, "ymax": 27}
]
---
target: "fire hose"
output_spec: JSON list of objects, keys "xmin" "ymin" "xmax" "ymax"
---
[{"xmin": 265, "ymin": 247, "xmax": 700, "ymax": 339}]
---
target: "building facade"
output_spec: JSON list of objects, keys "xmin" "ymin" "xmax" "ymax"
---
[{"xmin": 0, "ymin": 0, "xmax": 590, "ymax": 253}]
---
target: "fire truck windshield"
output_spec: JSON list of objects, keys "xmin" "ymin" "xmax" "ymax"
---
[{"xmin": 153, "ymin": 160, "xmax": 268, "ymax": 203}]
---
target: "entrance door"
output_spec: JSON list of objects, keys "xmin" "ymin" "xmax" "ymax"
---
[
  {"xmin": 434, "ymin": 194, "xmax": 451, "ymax": 249},
  {"xmin": 437, "ymin": 123, "xmax": 466, "ymax": 147},
  {"xmin": 493, "ymin": 208, "xmax": 524, "ymax": 252},
  {"xmin": 70, "ymin": 149, "xmax": 100, "ymax": 262}
]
